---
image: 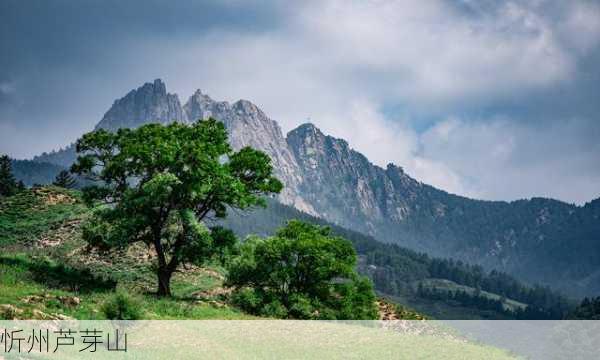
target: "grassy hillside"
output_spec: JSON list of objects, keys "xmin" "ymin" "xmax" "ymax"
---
[
  {"xmin": 387, "ymin": 279, "xmax": 527, "ymax": 320},
  {"xmin": 0, "ymin": 187, "xmax": 421, "ymax": 321},
  {"xmin": 0, "ymin": 186, "xmax": 87, "ymax": 247},
  {"xmin": 420, "ymin": 279, "xmax": 527, "ymax": 312},
  {"xmin": 0, "ymin": 186, "xmax": 571, "ymax": 321},
  {"xmin": 0, "ymin": 187, "xmax": 257, "ymax": 320}
]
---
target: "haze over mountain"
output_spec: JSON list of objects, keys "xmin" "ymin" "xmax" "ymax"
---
[{"xmin": 26, "ymin": 79, "xmax": 600, "ymax": 297}]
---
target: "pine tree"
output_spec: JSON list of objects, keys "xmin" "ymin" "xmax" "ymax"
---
[
  {"xmin": 0, "ymin": 154, "xmax": 18, "ymax": 196},
  {"xmin": 52, "ymin": 170, "xmax": 77, "ymax": 189}
]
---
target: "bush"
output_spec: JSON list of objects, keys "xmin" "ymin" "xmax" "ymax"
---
[
  {"xmin": 227, "ymin": 220, "xmax": 378, "ymax": 319},
  {"xmin": 101, "ymin": 292, "xmax": 143, "ymax": 320}
]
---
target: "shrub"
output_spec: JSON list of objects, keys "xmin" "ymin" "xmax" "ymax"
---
[{"xmin": 101, "ymin": 292, "xmax": 143, "ymax": 320}]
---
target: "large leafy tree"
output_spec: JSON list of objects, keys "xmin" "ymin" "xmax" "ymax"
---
[
  {"xmin": 53, "ymin": 170, "xmax": 77, "ymax": 189},
  {"xmin": 71, "ymin": 119, "xmax": 282, "ymax": 296},
  {"xmin": 226, "ymin": 220, "xmax": 378, "ymax": 319}
]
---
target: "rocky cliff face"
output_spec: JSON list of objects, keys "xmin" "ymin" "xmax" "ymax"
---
[
  {"xmin": 184, "ymin": 90, "xmax": 314, "ymax": 214},
  {"xmin": 286, "ymin": 123, "xmax": 418, "ymax": 235},
  {"xmin": 95, "ymin": 79, "xmax": 187, "ymax": 131}
]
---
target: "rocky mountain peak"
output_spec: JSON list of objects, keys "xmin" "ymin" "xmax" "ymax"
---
[
  {"xmin": 150, "ymin": 78, "xmax": 167, "ymax": 94},
  {"xmin": 95, "ymin": 79, "xmax": 187, "ymax": 131},
  {"xmin": 287, "ymin": 123, "xmax": 353, "ymax": 163},
  {"xmin": 232, "ymin": 99, "xmax": 261, "ymax": 115},
  {"xmin": 287, "ymin": 123, "xmax": 323, "ymax": 139},
  {"xmin": 182, "ymin": 90, "xmax": 314, "ymax": 214},
  {"xmin": 386, "ymin": 163, "xmax": 404, "ymax": 174},
  {"xmin": 184, "ymin": 89, "xmax": 218, "ymax": 122}
]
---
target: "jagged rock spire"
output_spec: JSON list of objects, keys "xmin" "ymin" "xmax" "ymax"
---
[{"xmin": 95, "ymin": 79, "xmax": 187, "ymax": 131}]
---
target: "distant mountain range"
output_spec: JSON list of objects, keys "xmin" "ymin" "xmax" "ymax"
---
[{"xmin": 19, "ymin": 79, "xmax": 600, "ymax": 297}]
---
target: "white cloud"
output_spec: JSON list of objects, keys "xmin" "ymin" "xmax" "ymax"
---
[
  {"xmin": 145, "ymin": 0, "xmax": 600, "ymax": 123},
  {"xmin": 419, "ymin": 117, "xmax": 600, "ymax": 204},
  {"xmin": 559, "ymin": 0, "xmax": 600, "ymax": 53},
  {"xmin": 290, "ymin": 0, "xmax": 582, "ymax": 107}
]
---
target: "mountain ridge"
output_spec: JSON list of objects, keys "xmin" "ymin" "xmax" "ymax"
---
[{"xmin": 25, "ymin": 79, "xmax": 600, "ymax": 297}]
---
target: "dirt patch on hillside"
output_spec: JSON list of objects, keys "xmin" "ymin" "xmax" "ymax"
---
[
  {"xmin": 32, "ymin": 188, "xmax": 76, "ymax": 207},
  {"xmin": 37, "ymin": 218, "xmax": 83, "ymax": 248},
  {"xmin": 192, "ymin": 287, "xmax": 232, "ymax": 300},
  {"xmin": 45, "ymin": 192, "xmax": 75, "ymax": 206},
  {"xmin": 377, "ymin": 300, "xmax": 400, "ymax": 320}
]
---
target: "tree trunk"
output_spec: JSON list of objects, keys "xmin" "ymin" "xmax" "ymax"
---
[{"xmin": 157, "ymin": 268, "xmax": 172, "ymax": 297}]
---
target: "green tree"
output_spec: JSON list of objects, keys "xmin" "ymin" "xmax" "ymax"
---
[
  {"xmin": 226, "ymin": 220, "xmax": 378, "ymax": 319},
  {"xmin": 52, "ymin": 170, "xmax": 77, "ymax": 189},
  {"xmin": 0, "ymin": 154, "xmax": 18, "ymax": 196},
  {"xmin": 567, "ymin": 297, "xmax": 600, "ymax": 319},
  {"xmin": 71, "ymin": 119, "xmax": 282, "ymax": 296}
]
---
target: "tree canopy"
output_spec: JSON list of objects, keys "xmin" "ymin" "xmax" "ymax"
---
[
  {"xmin": 71, "ymin": 119, "xmax": 282, "ymax": 296},
  {"xmin": 0, "ymin": 155, "xmax": 23, "ymax": 197},
  {"xmin": 568, "ymin": 297, "xmax": 600, "ymax": 320},
  {"xmin": 226, "ymin": 220, "xmax": 378, "ymax": 319},
  {"xmin": 52, "ymin": 170, "xmax": 77, "ymax": 189}
]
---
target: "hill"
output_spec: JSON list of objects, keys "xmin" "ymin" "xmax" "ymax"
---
[
  {"xmin": 0, "ymin": 187, "xmax": 256, "ymax": 320},
  {"xmin": 0, "ymin": 187, "xmax": 424, "ymax": 321}
]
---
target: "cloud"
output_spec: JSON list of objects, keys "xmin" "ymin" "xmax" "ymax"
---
[
  {"xmin": 0, "ymin": 82, "xmax": 15, "ymax": 95},
  {"xmin": 290, "ymin": 0, "xmax": 594, "ymax": 108},
  {"xmin": 419, "ymin": 116, "xmax": 600, "ymax": 204},
  {"xmin": 1, "ymin": 0, "xmax": 599, "ymax": 203},
  {"xmin": 300, "ymin": 99, "xmax": 472, "ymax": 198}
]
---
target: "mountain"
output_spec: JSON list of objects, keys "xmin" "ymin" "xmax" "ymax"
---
[
  {"xmin": 34, "ymin": 80, "xmax": 313, "ymax": 213},
  {"xmin": 285, "ymin": 122, "xmax": 600, "ymax": 296},
  {"xmin": 286, "ymin": 123, "xmax": 421, "ymax": 239},
  {"xmin": 184, "ymin": 90, "xmax": 313, "ymax": 214},
  {"xmin": 25, "ymin": 79, "xmax": 600, "ymax": 297}
]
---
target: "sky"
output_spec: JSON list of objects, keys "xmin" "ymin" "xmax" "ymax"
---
[{"xmin": 1, "ymin": 0, "xmax": 599, "ymax": 204}]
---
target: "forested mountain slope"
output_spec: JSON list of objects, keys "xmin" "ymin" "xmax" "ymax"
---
[{"xmin": 222, "ymin": 199, "xmax": 574, "ymax": 319}]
